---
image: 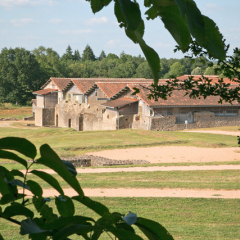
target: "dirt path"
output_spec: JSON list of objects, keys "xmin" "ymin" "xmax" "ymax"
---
[
  {"xmin": 29, "ymin": 164, "xmax": 240, "ymax": 175},
  {"xmin": 185, "ymin": 130, "xmax": 240, "ymax": 136},
  {"xmin": 86, "ymin": 146, "xmax": 240, "ymax": 163},
  {"xmin": 24, "ymin": 188, "xmax": 240, "ymax": 199}
]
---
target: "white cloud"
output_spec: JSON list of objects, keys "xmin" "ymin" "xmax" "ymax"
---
[
  {"xmin": 85, "ymin": 17, "xmax": 108, "ymax": 25},
  {"xmin": 202, "ymin": 3, "xmax": 217, "ymax": 14},
  {"xmin": 10, "ymin": 18, "xmax": 40, "ymax": 26},
  {"xmin": 0, "ymin": 19, "xmax": 5, "ymax": 23},
  {"xmin": 18, "ymin": 35, "xmax": 39, "ymax": 39},
  {"xmin": 59, "ymin": 29, "xmax": 92, "ymax": 34},
  {"xmin": 49, "ymin": 19, "xmax": 62, "ymax": 24},
  {"xmin": 230, "ymin": 26, "xmax": 240, "ymax": 32},
  {"xmin": 0, "ymin": 0, "xmax": 54, "ymax": 7},
  {"xmin": 106, "ymin": 39, "xmax": 121, "ymax": 48}
]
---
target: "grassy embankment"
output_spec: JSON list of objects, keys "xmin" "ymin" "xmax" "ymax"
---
[
  {"xmin": 0, "ymin": 104, "xmax": 32, "ymax": 119},
  {"xmin": 0, "ymin": 198, "xmax": 239, "ymax": 240}
]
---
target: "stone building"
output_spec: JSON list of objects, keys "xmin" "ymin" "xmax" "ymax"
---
[{"xmin": 32, "ymin": 76, "xmax": 240, "ymax": 131}]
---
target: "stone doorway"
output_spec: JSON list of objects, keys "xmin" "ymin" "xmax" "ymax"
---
[{"xmin": 68, "ymin": 119, "xmax": 71, "ymax": 128}]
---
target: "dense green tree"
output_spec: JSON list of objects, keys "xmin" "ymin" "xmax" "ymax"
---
[
  {"xmin": 106, "ymin": 53, "xmax": 119, "ymax": 60},
  {"xmin": 204, "ymin": 64, "xmax": 220, "ymax": 75},
  {"xmin": 32, "ymin": 46, "xmax": 65, "ymax": 78},
  {"xmin": 191, "ymin": 67, "xmax": 203, "ymax": 75},
  {"xmin": 73, "ymin": 50, "xmax": 81, "ymax": 61},
  {"xmin": 164, "ymin": 62, "xmax": 186, "ymax": 78},
  {"xmin": 99, "ymin": 50, "xmax": 106, "ymax": 60},
  {"xmin": 61, "ymin": 45, "xmax": 73, "ymax": 61},
  {"xmin": 0, "ymin": 47, "xmax": 44, "ymax": 104},
  {"xmin": 135, "ymin": 62, "xmax": 153, "ymax": 78},
  {"xmin": 81, "ymin": 44, "xmax": 96, "ymax": 61}
]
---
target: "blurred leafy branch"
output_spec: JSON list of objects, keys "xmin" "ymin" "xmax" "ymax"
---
[{"xmin": 0, "ymin": 137, "xmax": 174, "ymax": 240}]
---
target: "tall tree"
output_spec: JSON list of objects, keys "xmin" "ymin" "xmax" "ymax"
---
[
  {"xmin": 99, "ymin": 50, "xmax": 106, "ymax": 60},
  {"xmin": 0, "ymin": 47, "xmax": 44, "ymax": 104},
  {"xmin": 81, "ymin": 45, "xmax": 96, "ymax": 61},
  {"xmin": 61, "ymin": 45, "xmax": 73, "ymax": 61},
  {"xmin": 191, "ymin": 67, "xmax": 203, "ymax": 75},
  {"xmin": 164, "ymin": 62, "xmax": 186, "ymax": 78},
  {"xmin": 73, "ymin": 50, "xmax": 81, "ymax": 61}
]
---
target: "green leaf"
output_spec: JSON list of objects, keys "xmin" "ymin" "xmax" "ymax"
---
[
  {"xmin": 37, "ymin": 144, "xmax": 84, "ymax": 197},
  {"xmin": 174, "ymin": 0, "xmax": 187, "ymax": 16},
  {"xmin": 125, "ymin": 19, "xmax": 145, "ymax": 44},
  {"xmin": 145, "ymin": 6, "xmax": 158, "ymax": 20},
  {"xmin": 101, "ymin": 0, "xmax": 112, "ymax": 6},
  {"xmin": 8, "ymin": 179, "xmax": 30, "ymax": 190},
  {"xmin": 27, "ymin": 180, "xmax": 43, "ymax": 198},
  {"xmin": 0, "ymin": 150, "xmax": 28, "ymax": 168},
  {"xmin": 0, "ymin": 177, "xmax": 10, "ymax": 196},
  {"xmin": 62, "ymin": 160, "xmax": 77, "ymax": 177},
  {"xmin": 109, "ymin": 227, "xmax": 144, "ymax": 240},
  {"xmin": 20, "ymin": 218, "xmax": 47, "ymax": 235},
  {"xmin": 134, "ymin": 30, "xmax": 160, "ymax": 84},
  {"xmin": 10, "ymin": 170, "xmax": 24, "ymax": 178},
  {"xmin": 122, "ymin": 211, "xmax": 137, "ymax": 225},
  {"xmin": 0, "ymin": 233, "xmax": 4, "ymax": 240},
  {"xmin": 55, "ymin": 195, "xmax": 75, "ymax": 217},
  {"xmin": 53, "ymin": 225, "xmax": 95, "ymax": 240},
  {"xmin": 115, "ymin": 0, "xmax": 141, "ymax": 31},
  {"xmin": 1, "ymin": 194, "xmax": 26, "ymax": 205},
  {"xmin": 201, "ymin": 16, "xmax": 226, "ymax": 60},
  {"xmin": 157, "ymin": 4, "xmax": 192, "ymax": 52},
  {"xmin": 90, "ymin": 0, "xmax": 103, "ymax": 14},
  {"xmin": 135, "ymin": 217, "xmax": 174, "ymax": 240},
  {"xmin": 185, "ymin": 0, "xmax": 205, "ymax": 43},
  {"xmin": 91, "ymin": 229, "xmax": 103, "ymax": 240},
  {"xmin": 72, "ymin": 196, "xmax": 110, "ymax": 216},
  {"xmin": 3, "ymin": 204, "xmax": 34, "ymax": 219},
  {"xmin": 31, "ymin": 170, "xmax": 64, "ymax": 196},
  {"xmin": 0, "ymin": 137, "xmax": 36, "ymax": 159},
  {"xmin": 114, "ymin": 0, "xmax": 127, "ymax": 28},
  {"xmin": 44, "ymin": 216, "xmax": 95, "ymax": 231}
]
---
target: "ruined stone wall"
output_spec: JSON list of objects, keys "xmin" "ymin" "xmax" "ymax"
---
[
  {"xmin": 42, "ymin": 108, "xmax": 55, "ymax": 126},
  {"xmin": 147, "ymin": 111, "xmax": 240, "ymax": 131},
  {"xmin": 35, "ymin": 107, "xmax": 55, "ymax": 126},
  {"xmin": 118, "ymin": 115, "xmax": 134, "ymax": 129},
  {"xmin": 132, "ymin": 115, "xmax": 149, "ymax": 130}
]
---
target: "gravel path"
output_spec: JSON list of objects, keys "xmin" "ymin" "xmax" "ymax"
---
[
  {"xmin": 185, "ymin": 130, "xmax": 240, "ymax": 136},
  {"xmin": 86, "ymin": 146, "xmax": 240, "ymax": 163},
  {"xmin": 24, "ymin": 188, "xmax": 240, "ymax": 199}
]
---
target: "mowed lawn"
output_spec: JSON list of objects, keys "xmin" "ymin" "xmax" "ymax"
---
[
  {"xmin": 0, "ymin": 198, "xmax": 239, "ymax": 240},
  {"xmin": 0, "ymin": 123, "xmax": 240, "ymax": 239},
  {"xmin": 0, "ymin": 123, "xmax": 239, "ymax": 159}
]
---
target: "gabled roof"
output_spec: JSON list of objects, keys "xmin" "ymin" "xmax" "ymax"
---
[
  {"xmin": 127, "ymin": 84, "xmax": 240, "ymax": 107},
  {"xmin": 32, "ymin": 88, "xmax": 58, "ymax": 95},
  {"xmin": 41, "ymin": 78, "xmax": 72, "ymax": 91},
  {"xmin": 101, "ymin": 97, "xmax": 139, "ymax": 108}
]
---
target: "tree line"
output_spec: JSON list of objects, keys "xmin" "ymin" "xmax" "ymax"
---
[{"xmin": 0, "ymin": 45, "xmax": 221, "ymax": 105}]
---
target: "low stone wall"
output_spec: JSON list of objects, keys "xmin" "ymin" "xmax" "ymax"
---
[
  {"xmin": 0, "ymin": 117, "xmax": 17, "ymax": 121},
  {"xmin": 62, "ymin": 155, "xmax": 149, "ymax": 167},
  {"xmin": 23, "ymin": 115, "xmax": 35, "ymax": 121},
  {"xmin": 148, "ymin": 114, "xmax": 240, "ymax": 131}
]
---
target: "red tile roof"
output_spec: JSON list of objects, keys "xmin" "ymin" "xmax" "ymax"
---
[
  {"xmin": 32, "ymin": 88, "xmax": 57, "ymax": 95},
  {"xmin": 101, "ymin": 97, "xmax": 139, "ymax": 108},
  {"xmin": 51, "ymin": 78, "xmax": 72, "ymax": 91},
  {"xmin": 96, "ymin": 82, "xmax": 153, "ymax": 98},
  {"xmin": 127, "ymin": 84, "xmax": 240, "ymax": 107},
  {"xmin": 176, "ymin": 75, "xmax": 237, "ymax": 84}
]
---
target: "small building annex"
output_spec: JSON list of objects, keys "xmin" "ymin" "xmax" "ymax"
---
[{"xmin": 32, "ymin": 76, "xmax": 240, "ymax": 131}]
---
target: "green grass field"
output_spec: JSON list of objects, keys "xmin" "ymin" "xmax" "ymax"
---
[
  {"xmin": 0, "ymin": 126, "xmax": 238, "ymax": 159},
  {"xmin": 0, "ymin": 198, "xmax": 239, "ymax": 240},
  {"xmin": 1, "ymin": 124, "xmax": 240, "ymax": 239}
]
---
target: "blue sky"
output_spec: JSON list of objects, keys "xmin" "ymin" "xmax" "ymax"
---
[{"xmin": 0, "ymin": 0, "xmax": 240, "ymax": 59}]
